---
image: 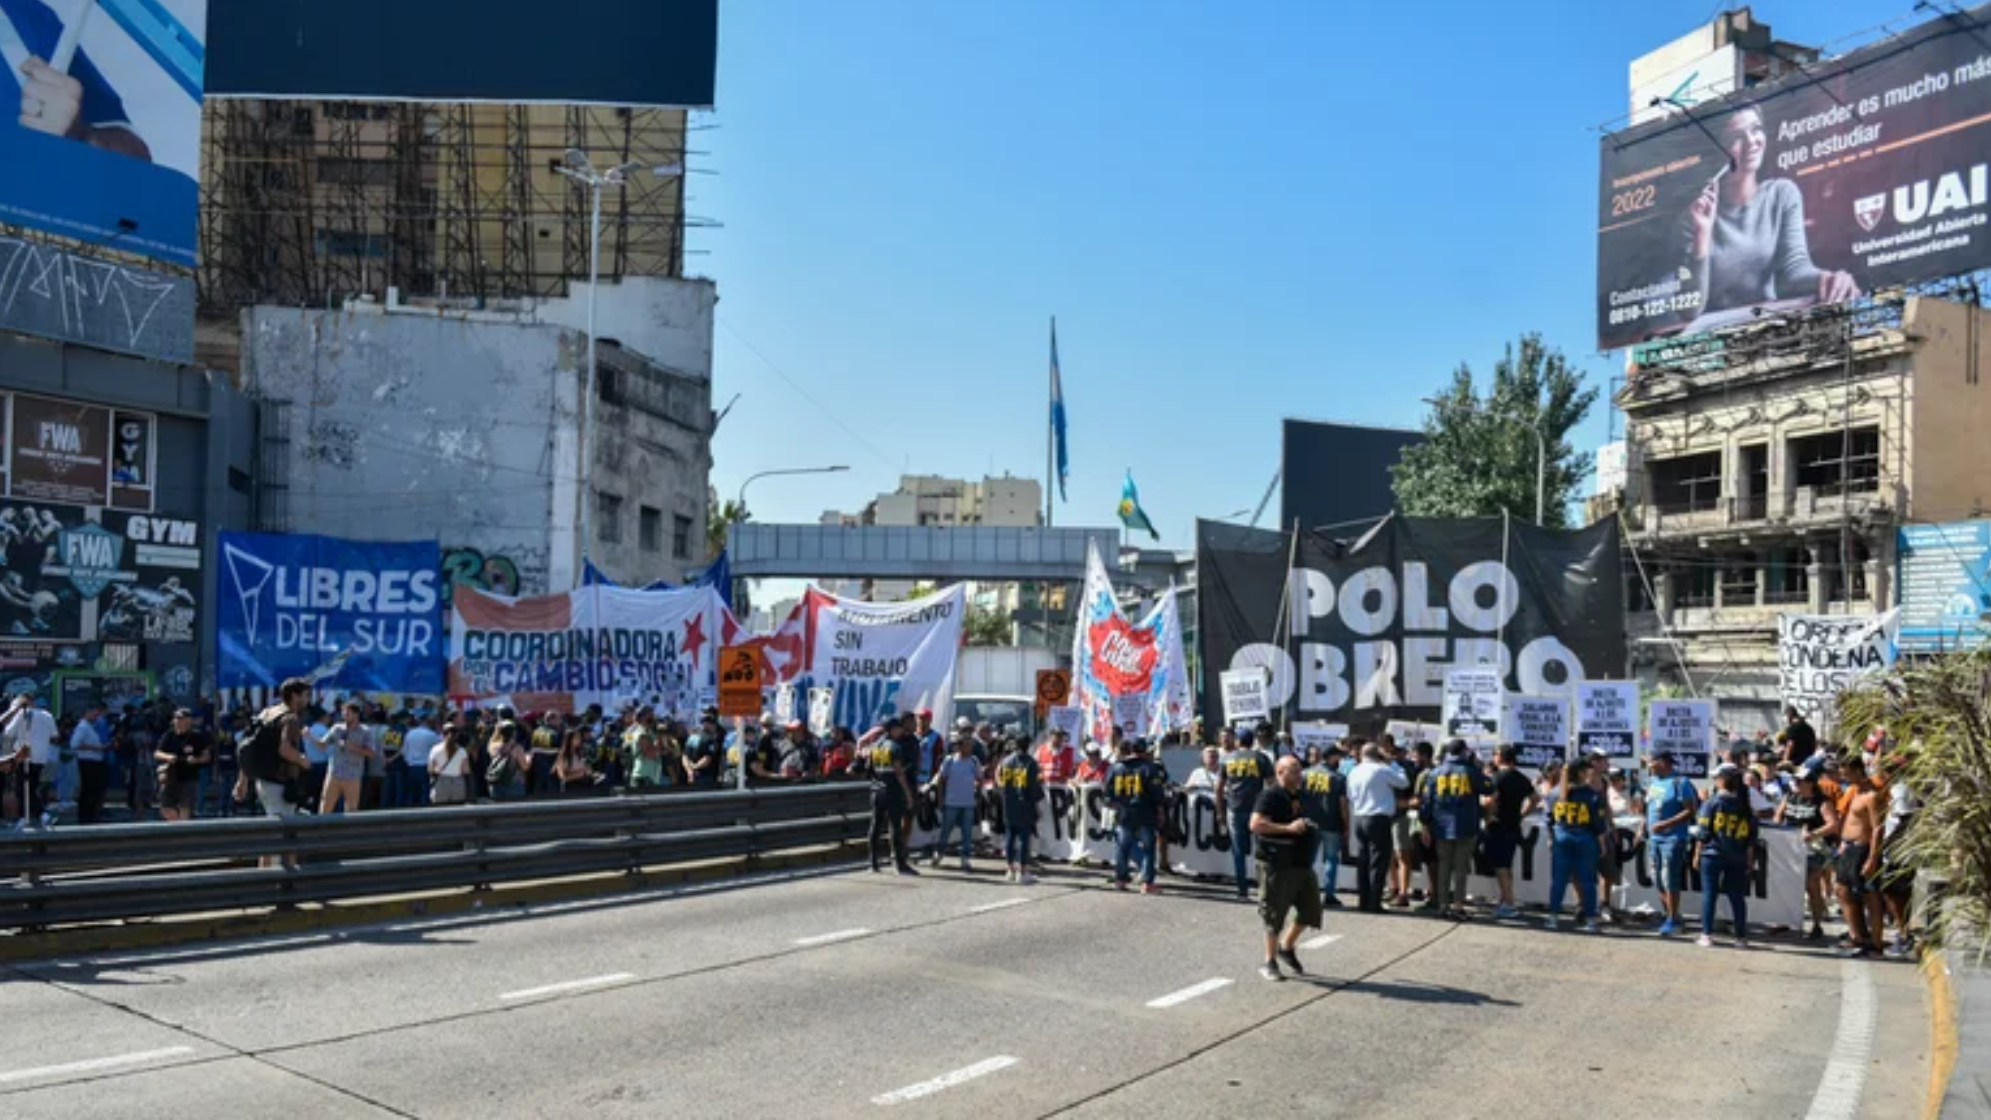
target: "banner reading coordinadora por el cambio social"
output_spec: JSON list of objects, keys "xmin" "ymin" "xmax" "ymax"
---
[
  {"xmin": 448, "ymin": 583, "xmax": 725, "ymax": 714},
  {"xmin": 217, "ymin": 531, "xmax": 443, "ymax": 694}
]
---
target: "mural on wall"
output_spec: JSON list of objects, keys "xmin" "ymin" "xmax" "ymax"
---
[{"xmin": 442, "ymin": 545, "xmax": 525, "ymax": 607}]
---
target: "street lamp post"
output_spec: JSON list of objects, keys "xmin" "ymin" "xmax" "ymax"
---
[
  {"xmin": 554, "ymin": 150, "xmax": 684, "ymax": 578},
  {"xmin": 736, "ymin": 465, "xmax": 852, "ymax": 518},
  {"xmin": 1423, "ymin": 397, "xmax": 1548, "ymax": 525}
]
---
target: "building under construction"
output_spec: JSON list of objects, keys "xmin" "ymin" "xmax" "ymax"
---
[{"xmin": 197, "ymin": 100, "xmax": 700, "ymax": 320}]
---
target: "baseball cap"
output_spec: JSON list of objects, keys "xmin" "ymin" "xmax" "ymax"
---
[
  {"xmin": 1586, "ymin": 746, "xmax": 1610, "ymax": 759},
  {"xmin": 955, "ymin": 716, "xmax": 972, "ymax": 730},
  {"xmin": 1445, "ymin": 740, "xmax": 1473, "ymax": 760},
  {"xmin": 173, "ymin": 707, "xmax": 194, "ymax": 718},
  {"xmin": 785, "ymin": 719, "xmax": 804, "ymax": 731},
  {"xmin": 916, "ymin": 708, "xmax": 934, "ymax": 719}
]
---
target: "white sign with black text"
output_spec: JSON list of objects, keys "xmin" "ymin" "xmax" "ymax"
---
[
  {"xmin": 1501, "ymin": 694, "xmax": 1570, "ymax": 769},
  {"xmin": 1647, "ymin": 699, "xmax": 1717, "ymax": 778},
  {"xmin": 1575, "ymin": 681, "xmax": 1640, "ymax": 760},
  {"xmin": 1220, "ymin": 669, "xmax": 1269, "ymax": 724}
]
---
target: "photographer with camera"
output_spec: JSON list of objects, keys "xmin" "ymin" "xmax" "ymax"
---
[
  {"xmin": 4, "ymin": 690, "xmax": 58, "ymax": 829},
  {"xmin": 234, "ymin": 679, "xmax": 314, "ymax": 867}
]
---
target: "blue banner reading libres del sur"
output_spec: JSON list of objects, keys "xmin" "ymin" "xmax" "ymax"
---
[{"xmin": 216, "ymin": 532, "xmax": 444, "ymax": 694}]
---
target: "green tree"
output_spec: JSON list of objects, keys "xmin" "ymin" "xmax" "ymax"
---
[
  {"xmin": 1837, "ymin": 649, "xmax": 1991, "ymax": 958},
  {"xmin": 1390, "ymin": 333, "xmax": 1599, "ymax": 529},
  {"xmin": 964, "ymin": 604, "xmax": 1012, "ymax": 647},
  {"xmin": 708, "ymin": 498, "xmax": 750, "ymax": 559}
]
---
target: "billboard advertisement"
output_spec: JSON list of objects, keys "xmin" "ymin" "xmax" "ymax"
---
[
  {"xmin": 216, "ymin": 532, "xmax": 444, "ymax": 694},
  {"xmin": 0, "ymin": 500, "xmax": 199, "ymax": 646},
  {"xmin": 0, "ymin": 0, "xmax": 205, "ymax": 266},
  {"xmin": 4, "ymin": 392, "xmax": 154, "ymax": 510},
  {"xmin": 1897, "ymin": 520, "xmax": 1991, "ymax": 652},
  {"xmin": 206, "ymin": 0, "xmax": 717, "ymax": 108},
  {"xmin": 1598, "ymin": 5, "xmax": 1991, "ymax": 350}
]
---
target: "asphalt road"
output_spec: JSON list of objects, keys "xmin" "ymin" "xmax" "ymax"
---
[{"xmin": 0, "ymin": 863, "xmax": 1935, "ymax": 1119}]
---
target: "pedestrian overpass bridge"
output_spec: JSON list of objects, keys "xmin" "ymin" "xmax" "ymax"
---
[{"xmin": 728, "ymin": 524, "xmax": 1173, "ymax": 587}]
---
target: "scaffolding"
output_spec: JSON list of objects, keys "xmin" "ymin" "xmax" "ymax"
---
[{"xmin": 198, "ymin": 100, "xmax": 700, "ymax": 315}]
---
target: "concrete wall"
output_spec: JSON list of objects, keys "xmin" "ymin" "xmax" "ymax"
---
[
  {"xmin": 1906, "ymin": 297, "xmax": 1991, "ymax": 523},
  {"xmin": 243, "ymin": 306, "xmax": 577, "ymax": 594},
  {"xmin": 588, "ymin": 346, "xmax": 713, "ymax": 586},
  {"xmin": 535, "ymin": 277, "xmax": 715, "ymax": 381}
]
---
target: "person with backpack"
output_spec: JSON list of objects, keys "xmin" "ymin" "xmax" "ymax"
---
[
  {"xmin": 485, "ymin": 721, "xmax": 529, "ymax": 801},
  {"xmin": 235, "ymin": 679, "xmax": 313, "ymax": 865}
]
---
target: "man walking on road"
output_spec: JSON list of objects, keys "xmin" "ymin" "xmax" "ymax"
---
[
  {"xmin": 1217, "ymin": 730, "xmax": 1275, "ymax": 901},
  {"xmin": 1346, "ymin": 742, "xmax": 1408, "ymax": 913},
  {"xmin": 1420, "ymin": 740, "xmax": 1490, "ymax": 920},
  {"xmin": 1107, "ymin": 737, "xmax": 1167, "ymax": 894},
  {"xmin": 996, "ymin": 736, "xmax": 1042, "ymax": 883},
  {"xmin": 865, "ymin": 716, "xmax": 919, "ymax": 876},
  {"xmin": 1252, "ymin": 756, "xmax": 1322, "ymax": 981}
]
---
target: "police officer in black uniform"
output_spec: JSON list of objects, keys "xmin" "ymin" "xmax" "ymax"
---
[{"xmin": 865, "ymin": 716, "xmax": 919, "ymax": 876}]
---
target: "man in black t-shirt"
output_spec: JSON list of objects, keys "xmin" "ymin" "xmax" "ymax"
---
[
  {"xmin": 1777, "ymin": 706, "xmax": 1818, "ymax": 768},
  {"xmin": 1480, "ymin": 744, "xmax": 1540, "ymax": 919},
  {"xmin": 153, "ymin": 708, "xmax": 211, "ymax": 822},
  {"xmin": 1391, "ymin": 740, "xmax": 1431, "ymax": 907},
  {"xmin": 1251, "ymin": 757, "xmax": 1323, "ymax": 982},
  {"xmin": 864, "ymin": 717, "xmax": 918, "ymax": 876}
]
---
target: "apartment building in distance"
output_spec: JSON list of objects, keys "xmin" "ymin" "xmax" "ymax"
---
[{"xmin": 1618, "ymin": 296, "xmax": 1991, "ymax": 736}]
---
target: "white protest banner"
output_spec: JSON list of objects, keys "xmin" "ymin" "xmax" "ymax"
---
[
  {"xmin": 1778, "ymin": 611, "xmax": 1899, "ymax": 729},
  {"xmin": 1291, "ymin": 723, "xmax": 1350, "ymax": 756},
  {"xmin": 449, "ymin": 584, "xmax": 723, "ymax": 713},
  {"xmin": 1221, "ymin": 668, "xmax": 1269, "ymax": 724},
  {"xmin": 1647, "ymin": 698, "xmax": 1717, "ymax": 778},
  {"xmin": 1111, "ymin": 693, "xmax": 1150, "ymax": 738},
  {"xmin": 806, "ymin": 687, "xmax": 834, "ymax": 737},
  {"xmin": 803, "ymin": 584, "xmax": 966, "ymax": 731},
  {"xmin": 1575, "ymin": 681, "xmax": 1640, "ymax": 760},
  {"xmin": 1384, "ymin": 720, "xmax": 1446, "ymax": 747},
  {"xmin": 1501, "ymin": 694, "xmax": 1570, "ymax": 769},
  {"xmin": 1168, "ymin": 788, "xmax": 1240, "ymax": 878},
  {"xmin": 1046, "ymin": 704, "xmax": 1085, "ymax": 744},
  {"xmin": 1442, "ymin": 667, "xmax": 1503, "ymax": 740}
]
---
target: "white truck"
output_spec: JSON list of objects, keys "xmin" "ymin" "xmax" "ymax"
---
[{"xmin": 952, "ymin": 647, "xmax": 1061, "ymax": 738}]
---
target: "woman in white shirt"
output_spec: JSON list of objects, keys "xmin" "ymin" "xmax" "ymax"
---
[{"xmin": 427, "ymin": 725, "xmax": 471, "ymax": 805}]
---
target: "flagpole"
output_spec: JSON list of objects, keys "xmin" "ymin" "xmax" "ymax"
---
[{"xmin": 1045, "ymin": 316, "xmax": 1055, "ymax": 530}]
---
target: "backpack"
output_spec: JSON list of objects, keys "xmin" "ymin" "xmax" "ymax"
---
[
  {"xmin": 239, "ymin": 715, "xmax": 288, "ymax": 782},
  {"xmin": 486, "ymin": 748, "xmax": 519, "ymax": 789}
]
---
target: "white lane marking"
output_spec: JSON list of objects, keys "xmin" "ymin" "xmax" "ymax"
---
[
  {"xmin": 1145, "ymin": 977, "xmax": 1234, "ymax": 1009},
  {"xmin": 873, "ymin": 1055, "xmax": 1018, "ymax": 1105},
  {"xmin": 1299, "ymin": 933, "xmax": 1344, "ymax": 951},
  {"xmin": 0, "ymin": 1046, "xmax": 194, "ymax": 1085},
  {"xmin": 968, "ymin": 898, "xmax": 1030, "ymax": 914},
  {"xmin": 794, "ymin": 927, "xmax": 871, "ymax": 947},
  {"xmin": 1804, "ymin": 959, "xmax": 1877, "ymax": 1120},
  {"xmin": 498, "ymin": 972, "xmax": 635, "ymax": 1001}
]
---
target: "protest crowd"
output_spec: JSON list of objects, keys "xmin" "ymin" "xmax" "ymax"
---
[{"xmin": 2, "ymin": 683, "xmax": 1922, "ymax": 973}]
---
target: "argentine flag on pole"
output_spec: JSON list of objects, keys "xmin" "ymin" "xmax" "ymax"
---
[
  {"xmin": 1050, "ymin": 319, "xmax": 1069, "ymax": 503},
  {"xmin": 1118, "ymin": 470, "xmax": 1160, "ymax": 541}
]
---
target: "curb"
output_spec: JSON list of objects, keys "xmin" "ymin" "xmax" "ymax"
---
[
  {"xmin": 0, "ymin": 840, "xmax": 869, "ymax": 963},
  {"xmin": 1933, "ymin": 947, "xmax": 1991, "ymax": 1120}
]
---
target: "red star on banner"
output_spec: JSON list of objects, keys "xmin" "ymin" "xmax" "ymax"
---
[{"xmin": 683, "ymin": 613, "xmax": 708, "ymax": 669}]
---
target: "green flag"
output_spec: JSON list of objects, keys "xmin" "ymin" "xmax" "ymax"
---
[{"xmin": 1117, "ymin": 471, "xmax": 1159, "ymax": 541}]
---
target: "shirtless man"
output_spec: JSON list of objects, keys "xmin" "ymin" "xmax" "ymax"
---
[{"xmin": 1834, "ymin": 757, "xmax": 1887, "ymax": 958}]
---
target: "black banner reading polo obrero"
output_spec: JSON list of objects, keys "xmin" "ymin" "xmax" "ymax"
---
[{"xmin": 1196, "ymin": 516, "xmax": 1625, "ymax": 730}]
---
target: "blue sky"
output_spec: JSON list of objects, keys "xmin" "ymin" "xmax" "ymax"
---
[{"xmin": 695, "ymin": 0, "xmax": 1901, "ymax": 551}]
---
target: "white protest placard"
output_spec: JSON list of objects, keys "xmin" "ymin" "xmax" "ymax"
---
[
  {"xmin": 1045, "ymin": 704, "xmax": 1085, "ymax": 743},
  {"xmin": 1111, "ymin": 693, "xmax": 1150, "ymax": 737},
  {"xmin": 1220, "ymin": 668, "xmax": 1269, "ymax": 724},
  {"xmin": 1384, "ymin": 720, "xmax": 1446, "ymax": 748},
  {"xmin": 1778, "ymin": 611, "xmax": 1899, "ymax": 729},
  {"xmin": 1501, "ymin": 694, "xmax": 1570, "ymax": 769},
  {"xmin": 1647, "ymin": 699, "xmax": 1716, "ymax": 778},
  {"xmin": 807, "ymin": 687, "xmax": 834, "ymax": 737},
  {"xmin": 1291, "ymin": 722, "xmax": 1350, "ymax": 756},
  {"xmin": 1442, "ymin": 667, "xmax": 1503, "ymax": 740},
  {"xmin": 773, "ymin": 681, "xmax": 796, "ymax": 723},
  {"xmin": 1575, "ymin": 681, "xmax": 1639, "ymax": 760}
]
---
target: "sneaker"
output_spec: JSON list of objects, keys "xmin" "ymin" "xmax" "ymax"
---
[
  {"xmin": 1258, "ymin": 961, "xmax": 1284, "ymax": 982},
  {"xmin": 870, "ymin": 863, "xmax": 883, "ymax": 874},
  {"xmin": 1141, "ymin": 883, "xmax": 1160, "ymax": 896},
  {"xmin": 897, "ymin": 865, "xmax": 920, "ymax": 877},
  {"xmin": 1114, "ymin": 879, "xmax": 1130, "ymax": 891},
  {"xmin": 1581, "ymin": 920, "xmax": 1603, "ymax": 935},
  {"xmin": 1493, "ymin": 904, "xmax": 1520, "ymax": 920},
  {"xmin": 1019, "ymin": 873, "xmax": 1038, "ymax": 886},
  {"xmin": 1697, "ymin": 934, "xmax": 1715, "ymax": 948},
  {"xmin": 1844, "ymin": 944, "xmax": 1878, "ymax": 959},
  {"xmin": 1884, "ymin": 942, "xmax": 1911, "ymax": 960},
  {"xmin": 1543, "ymin": 915, "xmax": 1560, "ymax": 931},
  {"xmin": 1323, "ymin": 894, "xmax": 1344, "ymax": 908},
  {"xmin": 1806, "ymin": 925, "xmax": 1825, "ymax": 942},
  {"xmin": 1657, "ymin": 919, "xmax": 1678, "ymax": 937},
  {"xmin": 1735, "ymin": 939, "xmax": 1751, "ymax": 951},
  {"xmin": 959, "ymin": 859, "xmax": 972, "ymax": 874},
  {"xmin": 1277, "ymin": 948, "xmax": 1305, "ymax": 975}
]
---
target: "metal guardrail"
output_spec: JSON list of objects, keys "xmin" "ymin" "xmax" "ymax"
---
[{"xmin": 0, "ymin": 784, "xmax": 870, "ymax": 931}]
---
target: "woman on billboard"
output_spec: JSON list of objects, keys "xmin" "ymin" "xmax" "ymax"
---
[{"xmin": 1683, "ymin": 105, "xmax": 1860, "ymax": 316}]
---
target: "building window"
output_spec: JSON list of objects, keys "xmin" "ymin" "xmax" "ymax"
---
[
  {"xmin": 1676, "ymin": 564, "xmax": 1716, "ymax": 608},
  {"xmin": 1791, "ymin": 427, "xmax": 1880, "ymax": 494},
  {"xmin": 1646, "ymin": 451, "xmax": 1722, "ymax": 513},
  {"xmin": 1718, "ymin": 552, "xmax": 1759, "ymax": 605},
  {"xmin": 673, "ymin": 514, "xmax": 692, "ymax": 559},
  {"xmin": 640, "ymin": 506, "xmax": 662, "ymax": 552},
  {"xmin": 1765, "ymin": 547, "xmax": 1810, "ymax": 604},
  {"xmin": 597, "ymin": 491, "xmax": 622, "ymax": 543}
]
